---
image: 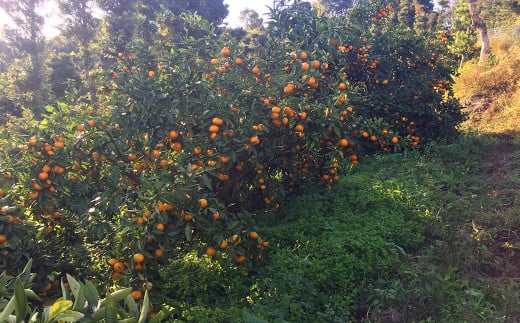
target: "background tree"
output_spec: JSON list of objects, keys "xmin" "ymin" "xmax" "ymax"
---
[
  {"xmin": 0, "ymin": 0, "xmax": 48, "ymax": 117},
  {"xmin": 467, "ymin": 0, "xmax": 490, "ymax": 64},
  {"xmin": 448, "ymin": 0, "xmax": 478, "ymax": 68},
  {"xmin": 315, "ymin": 0, "xmax": 354, "ymax": 16},
  {"xmin": 58, "ymin": 0, "xmax": 100, "ymax": 104},
  {"xmin": 167, "ymin": 0, "xmax": 229, "ymax": 25},
  {"xmin": 239, "ymin": 8, "xmax": 264, "ymax": 31},
  {"xmin": 96, "ymin": 0, "xmax": 138, "ymax": 56}
]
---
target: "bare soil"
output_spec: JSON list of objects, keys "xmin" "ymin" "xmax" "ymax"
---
[{"xmin": 471, "ymin": 135, "xmax": 520, "ymax": 282}]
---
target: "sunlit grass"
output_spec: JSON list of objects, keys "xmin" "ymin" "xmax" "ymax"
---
[{"xmin": 454, "ymin": 36, "xmax": 520, "ymax": 135}]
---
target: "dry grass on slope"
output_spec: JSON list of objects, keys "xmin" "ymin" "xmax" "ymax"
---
[{"xmin": 454, "ymin": 36, "xmax": 520, "ymax": 135}]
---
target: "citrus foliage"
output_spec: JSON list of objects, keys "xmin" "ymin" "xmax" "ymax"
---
[{"xmin": 0, "ymin": 1, "xmax": 464, "ymax": 297}]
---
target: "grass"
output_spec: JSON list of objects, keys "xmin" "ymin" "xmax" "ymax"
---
[{"xmin": 151, "ymin": 131, "xmax": 519, "ymax": 322}]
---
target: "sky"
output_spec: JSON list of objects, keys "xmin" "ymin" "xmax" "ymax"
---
[
  {"xmin": 224, "ymin": 0, "xmax": 313, "ymax": 27},
  {"xmin": 0, "ymin": 0, "xmax": 312, "ymax": 38},
  {"xmin": 223, "ymin": 0, "xmax": 278, "ymax": 28}
]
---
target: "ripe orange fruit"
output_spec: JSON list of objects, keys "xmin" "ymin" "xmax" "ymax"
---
[
  {"xmin": 87, "ymin": 119, "xmax": 95, "ymax": 127},
  {"xmin": 362, "ymin": 131, "xmax": 369, "ymax": 138},
  {"xmin": 134, "ymin": 263, "xmax": 143, "ymax": 271},
  {"xmin": 219, "ymin": 239, "xmax": 228, "ymax": 249},
  {"xmin": 339, "ymin": 138, "xmax": 349, "ymax": 147},
  {"xmin": 283, "ymin": 83, "xmax": 296, "ymax": 94},
  {"xmin": 252, "ymin": 66, "xmax": 260, "ymax": 75},
  {"xmin": 172, "ymin": 142, "xmax": 182, "ymax": 152},
  {"xmin": 391, "ymin": 136, "xmax": 399, "ymax": 144},
  {"xmin": 76, "ymin": 124, "xmax": 85, "ymax": 132},
  {"xmin": 54, "ymin": 141, "xmax": 64, "ymax": 149},
  {"xmin": 249, "ymin": 231, "xmax": 259, "ymax": 239},
  {"xmin": 236, "ymin": 255, "xmax": 246, "ymax": 263},
  {"xmin": 54, "ymin": 166, "xmax": 65, "ymax": 174},
  {"xmin": 250, "ymin": 136, "xmax": 260, "ymax": 145},
  {"xmin": 154, "ymin": 248, "xmax": 164, "ymax": 258},
  {"xmin": 210, "ymin": 58, "xmax": 218, "ymax": 65},
  {"xmin": 294, "ymin": 124, "xmax": 304, "ymax": 132},
  {"xmin": 136, "ymin": 217, "xmax": 145, "ymax": 224},
  {"xmin": 108, "ymin": 258, "xmax": 119, "ymax": 266},
  {"xmin": 312, "ymin": 60, "xmax": 320, "ymax": 69},
  {"xmin": 300, "ymin": 51, "xmax": 308, "ymax": 60},
  {"xmin": 301, "ymin": 62, "xmax": 310, "ymax": 71},
  {"xmin": 212, "ymin": 117, "xmax": 224, "ymax": 126},
  {"xmin": 113, "ymin": 261, "xmax": 126, "ymax": 273},
  {"xmin": 28, "ymin": 136, "xmax": 37, "ymax": 146},
  {"xmin": 338, "ymin": 82, "xmax": 347, "ymax": 91},
  {"xmin": 235, "ymin": 57, "xmax": 243, "ymax": 65},
  {"xmin": 220, "ymin": 46, "xmax": 230, "ymax": 57},
  {"xmin": 148, "ymin": 70, "xmax": 155, "ymax": 78},
  {"xmin": 0, "ymin": 234, "xmax": 7, "ymax": 244},
  {"xmin": 133, "ymin": 253, "xmax": 145, "ymax": 263},
  {"xmin": 208, "ymin": 125, "xmax": 220, "ymax": 133},
  {"xmin": 232, "ymin": 234, "xmax": 242, "ymax": 245},
  {"xmin": 205, "ymin": 246, "xmax": 216, "ymax": 257},
  {"xmin": 370, "ymin": 135, "xmax": 378, "ymax": 142},
  {"xmin": 156, "ymin": 223, "xmax": 165, "ymax": 231},
  {"xmin": 199, "ymin": 198, "xmax": 208, "ymax": 208},
  {"xmin": 111, "ymin": 271, "xmax": 120, "ymax": 279},
  {"xmin": 169, "ymin": 130, "xmax": 179, "ymax": 140},
  {"xmin": 219, "ymin": 156, "xmax": 229, "ymax": 164},
  {"xmin": 131, "ymin": 290, "xmax": 143, "ymax": 300}
]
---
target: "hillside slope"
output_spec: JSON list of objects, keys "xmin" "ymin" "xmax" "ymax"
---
[{"xmin": 454, "ymin": 36, "xmax": 520, "ymax": 136}]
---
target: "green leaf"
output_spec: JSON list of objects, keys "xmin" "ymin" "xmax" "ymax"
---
[
  {"xmin": 48, "ymin": 299, "xmax": 73, "ymax": 322},
  {"xmin": 104, "ymin": 292, "xmax": 117, "ymax": 323},
  {"xmin": 117, "ymin": 319, "xmax": 138, "ymax": 323},
  {"xmin": 103, "ymin": 287, "xmax": 132, "ymax": 305},
  {"xmin": 149, "ymin": 305, "xmax": 174, "ymax": 323},
  {"xmin": 44, "ymin": 105, "xmax": 55, "ymax": 113},
  {"xmin": 137, "ymin": 290, "xmax": 149, "ymax": 323},
  {"xmin": 65, "ymin": 274, "xmax": 81, "ymax": 300},
  {"xmin": 53, "ymin": 310, "xmax": 85, "ymax": 322},
  {"xmin": 124, "ymin": 295, "xmax": 138, "ymax": 318},
  {"xmin": 27, "ymin": 311, "xmax": 40, "ymax": 323},
  {"xmin": 61, "ymin": 278, "xmax": 71, "ymax": 301},
  {"xmin": 20, "ymin": 259, "xmax": 33, "ymax": 276},
  {"xmin": 202, "ymin": 173, "xmax": 213, "ymax": 190},
  {"xmin": 241, "ymin": 308, "xmax": 269, "ymax": 323},
  {"xmin": 0, "ymin": 295, "xmax": 16, "ymax": 322},
  {"xmin": 65, "ymin": 274, "xmax": 86, "ymax": 312},
  {"xmin": 24, "ymin": 289, "xmax": 42, "ymax": 302},
  {"xmin": 83, "ymin": 280, "xmax": 100, "ymax": 308},
  {"xmin": 14, "ymin": 278, "xmax": 27, "ymax": 323},
  {"xmin": 88, "ymin": 306, "xmax": 105, "ymax": 321}
]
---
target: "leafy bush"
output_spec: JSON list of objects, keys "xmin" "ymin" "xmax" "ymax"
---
[{"xmin": 0, "ymin": 0, "xmax": 465, "ymax": 303}]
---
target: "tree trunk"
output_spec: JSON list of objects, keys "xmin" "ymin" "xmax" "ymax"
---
[{"xmin": 467, "ymin": 0, "xmax": 490, "ymax": 64}]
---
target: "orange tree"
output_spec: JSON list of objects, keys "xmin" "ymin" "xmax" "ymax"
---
[{"xmin": 0, "ymin": 0, "xmax": 464, "ymax": 294}]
